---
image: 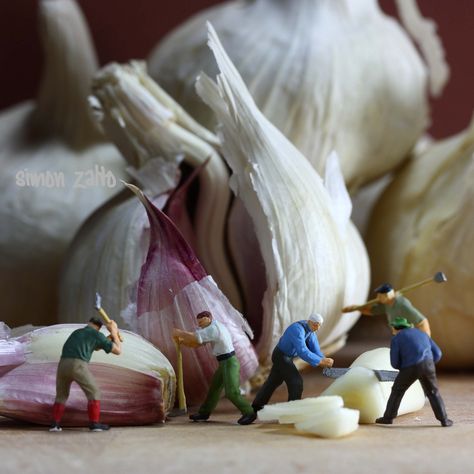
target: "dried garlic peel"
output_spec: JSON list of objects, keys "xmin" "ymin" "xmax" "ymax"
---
[{"xmin": 196, "ymin": 24, "xmax": 369, "ymax": 361}]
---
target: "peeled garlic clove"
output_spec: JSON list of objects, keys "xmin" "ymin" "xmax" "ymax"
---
[
  {"xmin": 322, "ymin": 348, "xmax": 425, "ymax": 423},
  {"xmin": 125, "ymin": 183, "xmax": 258, "ymax": 404},
  {"xmin": 0, "ymin": 0, "xmax": 127, "ymax": 327},
  {"xmin": 0, "ymin": 324, "xmax": 175, "ymax": 425},
  {"xmin": 294, "ymin": 407, "xmax": 359, "ymax": 438},
  {"xmin": 277, "ymin": 397, "xmax": 344, "ymax": 424},
  {"xmin": 196, "ymin": 24, "xmax": 369, "ymax": 361},
  {"xmin": 149, "ymin": 0, "xmax": 448, "ymax": 189},
  {"xmin": 258, "ymin": 396, "xmax": 343, "ymax": 422},
  {"xmin": 367, "ymin": 118, "xmax": 474, "ymax": 367}
]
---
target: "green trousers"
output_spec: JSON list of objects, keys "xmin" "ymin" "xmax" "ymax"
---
[{"xmin": 199, "ymin": 355, "xmax": 254, "ymax": 416}]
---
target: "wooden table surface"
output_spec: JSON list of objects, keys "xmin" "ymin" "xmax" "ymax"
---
[{"xmin": 1, "ymin": 338, "xmax": 473, "ymax": 474}]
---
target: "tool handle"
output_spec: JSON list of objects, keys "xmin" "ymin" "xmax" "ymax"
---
[
  {"xmin": 97, "ymin": 307, "xmax": 124, "ymax": 342},
  {"xmin": 175, "ymin": 341, "xmax": 187, "ymax": 412}
]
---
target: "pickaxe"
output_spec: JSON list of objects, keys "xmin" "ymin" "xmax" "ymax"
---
[{"xmin": 343, "ymin": 271, "xmax": 447, "ymax": 312}]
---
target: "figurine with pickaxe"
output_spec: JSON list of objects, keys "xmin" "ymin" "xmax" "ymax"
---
[{"xmin": 342, "ymin": 272, "xmax": 448, "ymax": 336}]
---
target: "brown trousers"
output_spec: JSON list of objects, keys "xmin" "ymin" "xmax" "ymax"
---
[{"xmin": 55, "ymin": 358, "xmax": 100, "ymax": 403}]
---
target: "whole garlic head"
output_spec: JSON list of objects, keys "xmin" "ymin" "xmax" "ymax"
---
[
  {"xmin": 149, "ymin": 0, "xmax": 448, "ymax": 190},
  {"xmin": 0, "ymin": 0, "xmax": 127, "ymax": 327}
]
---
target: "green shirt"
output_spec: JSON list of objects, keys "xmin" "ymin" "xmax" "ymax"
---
[
  {"xmin": 61, "ymin": 326, "xmax": 113, "ymax": 362},
  {"xmin": 371, "ymin": 295, "xmax": 426, "ymax": 326}
]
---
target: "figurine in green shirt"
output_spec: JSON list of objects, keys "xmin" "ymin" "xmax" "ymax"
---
[
  {"xmin": 49, "ymin": 317, "xmax": 122, "ymax": 432},
  {"xmin": 343, "ymin": 283, "xmax": 431, "ymax": 336}
]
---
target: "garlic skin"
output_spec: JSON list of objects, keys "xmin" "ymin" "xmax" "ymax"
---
[
  {"xmin": 367, "ymin": 119, "xmax": 474, "ymax": 367},
  {"xmin": 0, "ymin": 324, "xmax": 175, "ymax": 425},
  {"xmin": 0, "ymin": 0, "xmax": 127, "ymax": 327},
  {"xmin": 149, "ymin": 0, "xmax": 448, "ymax": 190},
  {"xmin": 322, "ymin": 348, "xmax": 426, "ymax": 423},
  {"xmin": 196, "ymin": 24, "xmax": 369, "ymax": 362}
]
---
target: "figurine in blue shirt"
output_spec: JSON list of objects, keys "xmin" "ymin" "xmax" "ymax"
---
[
  {"xmin": 252, "ymin": 313, "xmax": 334, "ymax": 412},
  {"xmin": 376, "ymin": 317, "xmax": 453, "ymax": 427}
]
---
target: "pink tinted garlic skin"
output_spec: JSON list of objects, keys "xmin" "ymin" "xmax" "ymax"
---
[
  {"xmin": 126, "ymin": 183, "xmax": 258, "ymax": 405},
  {"xmin": 0, "ymin": 363, "xmax": 165, "ymax": 426}
]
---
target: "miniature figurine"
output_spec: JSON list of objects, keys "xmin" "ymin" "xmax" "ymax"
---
[
  {"xmin": 343, "ymin": 283, "xmax": 431, "ymax": 335},
  {"xmin": 376, "ymin": 317, "xmax": 452, "ymax": 427},
  {"xmin": 251, "ymin": 313, "xmax": 334, "ymax": 412},
  {"xmin": 49, "ymin": 317, "xmax": 122, "ymax": 432},
  {"xmin": 172, "ymin": 310, "xmax": 257, "ymax": 425}
]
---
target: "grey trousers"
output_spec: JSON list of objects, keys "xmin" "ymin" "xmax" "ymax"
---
[{"xmin": 55, "ymin": 358, "xmax": 100, "ymax": 403}]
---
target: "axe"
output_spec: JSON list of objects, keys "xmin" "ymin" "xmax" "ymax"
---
[
  {"xmin": 323, "ymin": 367, "xmax": 398, "ymax": 382},
  {"xmin": 94, "ymin": 292, "xmax": 124, "ymax": 342}
]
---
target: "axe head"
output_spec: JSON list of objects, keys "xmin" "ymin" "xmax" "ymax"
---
[
  {"xmin": 434, "ymin": 272, "xmax": 447, "ymax": 283},
  {"xmin": 94, "ymin": 292, "xmax": 102, "ymax": 311}
]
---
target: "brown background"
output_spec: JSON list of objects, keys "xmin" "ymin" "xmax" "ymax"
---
[{"xmin": 1, "ymin": 0, "xmax": 473, "ymax": 139}]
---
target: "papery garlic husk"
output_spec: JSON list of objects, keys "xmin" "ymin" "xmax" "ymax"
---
[
  {"xmin": 0, "ymin": 324, "xmax": 175, "ymax": 425},
  {"xmin": 149, "ymin": 0, "xmax": 448, "ymax": 190},
  {"xmin": 366, "ymin": 118, "xmax": 474, "ymax": 368},
  {"xmin": 124, "ymin": 183, "xmax": 258, "ymax": 405},
  {"xmin": 0, "ymin": 0, "xmax": 127, "ymax": 327},
  {"xmin": 58, "ymin": 61, "xmax": 243, "ymax": 328},
  {"xmin": 196, "ymin": 24, "xmax": 370, "ymax": 363},
  {"xmin": 322, "ymin": 348, "xmax": 425, "ymax": 423}
]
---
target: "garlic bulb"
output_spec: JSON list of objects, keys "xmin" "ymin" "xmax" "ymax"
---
[
  {"xmin": 322, "ymin": 348, "xmax": 426, "ymax": 423},
  {"xmin": 149, "ymin": 0, "xmax": 448, "ymax": 189},
  {"xmin": 0, "ymin": 324, "xmax": 175, "ymax": 425},
  {"xmin": 196, "ymin": 24, "xmax": 370, "ymax": 362},
  {"xmin": 367, "ymin": 118, "xmax": 474, "ymax": 368},
  {"xmin": 0, "ymin": 0, "xmax": 127, "ymax": 327}
]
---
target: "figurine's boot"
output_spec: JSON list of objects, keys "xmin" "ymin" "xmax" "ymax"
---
[{"xmin": 49, "ymin": 402, "xmax": 65, "ymax": 431}]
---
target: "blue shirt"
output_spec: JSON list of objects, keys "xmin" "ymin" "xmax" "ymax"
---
[
  {"xmin": 390, "ymin": 328, "xmax": 442, "ymax": 370},
  {"xmin": 277, "ymin": 321, "xmax": 324, "ymax": 367}
]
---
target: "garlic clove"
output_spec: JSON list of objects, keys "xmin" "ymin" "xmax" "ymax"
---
[
  {"xmin": 0, "ymin": 324, "xmax": 175, "ymax": 426},
  {"xmin": 124, "ymin": 183, "xmax": 258, "ymax": 404},
  {"xmin": 322, "ymin": 348, "xmax": 425, "ymax": 423},
  {"xmin": 294, "ymin": 407, "xmax": 359, "ymax": 438},
  {"xmin": 258, "ymin": 396, "xmax": 343, "ymax": 422}
]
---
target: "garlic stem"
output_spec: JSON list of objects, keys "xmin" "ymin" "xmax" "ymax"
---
[{"xmin": 33, "ymin": 0, "xmax": 101, "ymax": 148}]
